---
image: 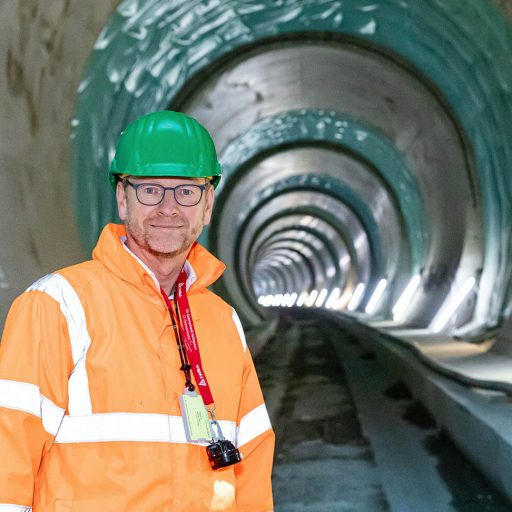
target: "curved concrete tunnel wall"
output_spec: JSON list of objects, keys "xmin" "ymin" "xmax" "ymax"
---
[
  {"xmin": 2, "ymin": 0, "xmax": 512, "ymax": 348},
  {"xmin": 71, "ymin": 0, "xmax": 512, "ymax": 339}
]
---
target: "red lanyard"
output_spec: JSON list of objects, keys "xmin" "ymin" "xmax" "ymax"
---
[{"xmin": 160, "ymin": 269, "xmax": 214, "ymax": 406}]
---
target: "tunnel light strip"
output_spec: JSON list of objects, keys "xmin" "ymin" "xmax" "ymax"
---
[
  {"xmin": 392, "ymin": 275, "xmax": 422, "ymax": 322},
  {"xmin": 325, "ymin": 288, "xmax": 341, "ymax": 309},
  {"xmin": 257, "ymin": 290, "xmax": 348, "ymax": 309},
  {"xmin": 365, "ymin": 279, "xmax": 388, "ymax": 315},
  {"xmin": 287, "ymin": 293, "xmax": 298, "ymax": 307},
  {"xmin": 296, "ymin": 291, "xmax": 308, "ymax": 307},
  {"xmin": 258, "ymin": 295, "xmax": 273, "ymax": 307},
  {"xmin": 315, "ymin": 288, "xmax": 328, "ymax": 308},
  {"xmin": 336, "ymin": 289, "xmax": 353, "ymax": 310},
  {"xmin": 305, "ymin": 290, "xmax": 319, "ymax": 307},
  {"xmin": 347, "ymin": 283, "xmax": 365, "ymax": 312},
  {"xmin": 430, "ymin": 277, "xmax": 477, "ymax": 334}
]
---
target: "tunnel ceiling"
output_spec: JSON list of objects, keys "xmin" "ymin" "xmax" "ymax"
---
[{"xmin": 73, "ymin": 0, "xmax": 512, "ymax": 335}]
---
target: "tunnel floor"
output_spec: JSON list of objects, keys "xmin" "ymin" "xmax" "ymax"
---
[{"xmin": 253, "ymin": 313, "xmax": 511, "ymax": 512}]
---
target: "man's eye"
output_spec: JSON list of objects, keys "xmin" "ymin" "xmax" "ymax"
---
[
  {"xmin": 142, "ymin": 186, "xmax": 160, "ymax": 195},
  {"xmin": 179, "ymin": 187, "xmax": 195, "ymax": 196}
]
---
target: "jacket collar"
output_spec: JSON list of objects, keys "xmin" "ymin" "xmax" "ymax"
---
[{"xmin": 93, "ymin": 223, "xmax": 225, "ymax": 298}]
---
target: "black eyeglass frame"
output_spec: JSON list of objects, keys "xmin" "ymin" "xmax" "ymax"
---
[{"xmin": 123, "ymin": 178, "xmax": 211, "ymax": 207}]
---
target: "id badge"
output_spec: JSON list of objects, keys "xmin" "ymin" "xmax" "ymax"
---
[{"xmin": 178, "ymin": 388, "xmax": 213, "ymax": 442}]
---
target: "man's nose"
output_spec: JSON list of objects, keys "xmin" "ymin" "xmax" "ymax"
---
[{"xmin": 157, "ymin": 189, "xmax": 180, "ymax": 212}]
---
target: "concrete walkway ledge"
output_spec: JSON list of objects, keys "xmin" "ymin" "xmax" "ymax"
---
[{"xmin": 332, "ymin": 314, "xmax": 512, "ymax": 503}]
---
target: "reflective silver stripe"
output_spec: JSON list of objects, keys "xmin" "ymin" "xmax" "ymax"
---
[
  {"xmin": 232, "ymin": 308, "xmax": 247, "ymax": 354},
  {"xmin": 0, "ymin": 379, "xmax": 65, "ymax": 436},
  {"xmin": 237, "ymin": 403, "xmax": 272, "ymax": 448},
  {"xmin": 0, "ymin": 505, "xmax": 32, "ymax": 511},
  {"xmin": 27, "ymin": 274, "xmax": 92, "ymax": 416},
  {"xmin": 40, "ymin": 395, "xmax": 65, "ymax": 435},
  {"xmin": 54, "ymin": 413, "xmax": 237, "ymax": 445}
]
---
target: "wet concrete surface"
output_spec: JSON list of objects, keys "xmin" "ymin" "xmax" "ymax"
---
[
  {"xmin": 256, "ymin": 317, "xmax": 389, "ymax": 511},
  {"xmin": 254, "ymin": 313, "xmax": 512, "ymax": 511}
]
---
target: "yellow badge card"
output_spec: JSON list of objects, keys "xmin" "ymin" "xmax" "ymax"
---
[{"xmin": 179, "ymin": 391, "xmax": 212, "ymax": 442}]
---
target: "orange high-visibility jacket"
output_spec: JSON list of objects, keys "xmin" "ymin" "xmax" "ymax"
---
[{"xmin": 0, "ymin": 223, "xmax": 274, "ymax": 512}]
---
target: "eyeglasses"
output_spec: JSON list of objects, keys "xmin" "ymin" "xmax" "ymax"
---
[{"xmin": 123, "ymin": 179, "xmax": 210, "ymax": 207}]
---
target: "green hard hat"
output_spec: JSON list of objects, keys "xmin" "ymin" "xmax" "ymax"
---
[{"xmin": 109, "ymin": 110, "xmax": 221, "ymax": 189}]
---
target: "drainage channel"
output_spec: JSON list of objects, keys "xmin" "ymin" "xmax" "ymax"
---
[{"xmin": 253, "ymin": 313, "xmax": 512, "ymax": 512}]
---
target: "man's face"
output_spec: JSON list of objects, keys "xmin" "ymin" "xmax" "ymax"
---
[{"xmin": 116, "ymin": 175, "xmax": 215, "ymax": 259}]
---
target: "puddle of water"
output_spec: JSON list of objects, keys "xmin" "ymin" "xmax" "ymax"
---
[
  {"xmin": 384, "ymin": 380, "xmax": 413, "ymax": 401},
  {"xmin": 424, "ymin": 431, "xmax": 512, "ymax": 511},
  {"xmin": 402, "ymin": 400, "xmax": 437, "ymax": 429}
]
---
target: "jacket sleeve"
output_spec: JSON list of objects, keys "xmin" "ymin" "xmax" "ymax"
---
[
  {"xmin": 232, "ymin": 311, "xmax": 275, "ymax": 512},
  {"xmin": 0, "ymin": 287, "xmax": 72, "ymax": 509}
]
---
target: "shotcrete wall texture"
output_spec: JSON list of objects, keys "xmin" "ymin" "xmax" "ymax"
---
[{"xmin": 0, "ymin": 0, "xmax": 121, "ymax": 326}]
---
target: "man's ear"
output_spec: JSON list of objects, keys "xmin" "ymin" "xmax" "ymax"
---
[
  {"xmin": 203, "ymin": 185, "xmax": 215, "ymax": 226},
  {"xmin": 116, "ymin": 180, "xmax": 127, "ymax": 221}
]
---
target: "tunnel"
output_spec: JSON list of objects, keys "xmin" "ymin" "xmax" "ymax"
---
[
  {"xmin": 3, "ymin": 0, "xmax": 512, "ymax": 509},
  {"xmin": 70, "ymin": 0, "xmax": 510, "ymax": 333}
]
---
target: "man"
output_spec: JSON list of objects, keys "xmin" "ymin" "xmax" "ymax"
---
[{"xmin": 0, "ymin": 111, "xmax": 274, "ymax": 511}]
